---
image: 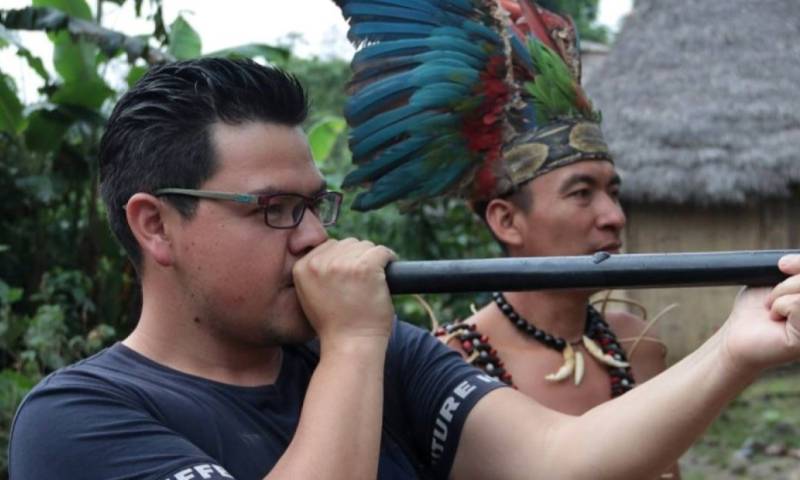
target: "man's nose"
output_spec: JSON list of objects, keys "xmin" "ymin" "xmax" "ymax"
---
[
  {"xmin": 288, "ymin": 209, "xmax": 329, "ymax": 256},
  {"xmin": 597, "ymin": 194, "xmax": 626, "ymax": 231}
]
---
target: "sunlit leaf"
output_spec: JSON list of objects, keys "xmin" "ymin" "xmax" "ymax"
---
[
  {"xmin": 308, "ymin": 116, "xmax": 347, "ymax": 165},
  {"xmin": 51, "ymin": 75, "xmax": 113, "ymax": 109},
  {"xmin": 167, "ymin": 15, "xmax": 201, "ymax": 60},
  {"xmin": 52, "ymin": 30, "xmax": 97, "ymax": 83},
  {"xmin": 32, "ymin": 0, "xmax": 92, "ymax": 21}
]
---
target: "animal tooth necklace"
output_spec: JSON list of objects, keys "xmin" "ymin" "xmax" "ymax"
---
[{"xmin": 492, "ymin": 292, "xmax": 636, "ymax": 397}]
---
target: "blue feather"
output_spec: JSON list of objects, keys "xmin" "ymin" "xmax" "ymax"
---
[
  {"xmin": 351, "ymin": 51, "xmax": 481, "ymax": 89},
  {"xmin": 431, "ymin": 0, "xmax": 477, "ymax": 15},
  {"xmin": 336, "ymin": 0, "xmax": 514, "ymax": 211},
  {"xmin": 510, "ymin": 31, "xmax": 535, "ymax": 75},
  {"xmin": 350, "ymin": 22, "xmax": 436, "ymax": 41},
  {"xmin": 351, "ymin": 111, "xmax": 458, "ymax": 158},
  {"xmin": 461, "ymin": 20, "xmax": 502, "ymax": 45},
  {"xmin": 353, "ymin": 36, "xmax": 488, "ymax": 66},
  {"xmin": 351, "ymin": 104, "xmax": 427, "ymax": 141},
  {"xmin": 342, "ymin": 136, "xmax": 429, "ymax": 186},
  {"xmin": 347, "ymin": 65, "xmax": 478, "ymax": 122},
  {"xmin": 350, "ymin": 82, "xmax": 469, "ymax": 139},
  {"xmin": 351, "ymin": 148, "xmax": 473, "ymax": 210},
  {"xmin": 368, "ymin": 0, "xmax": 440, "ymax": 13},
  {"xmin": 345, "ymin": 71, "xmax": 416, "ymax": 121},
  {"xmin": 409, "ymin": 82, "xmax": 472, "ymax": 107},
  {"xmin": 343, "ymin": 3, "xmax": 442, "ymax": 24}
]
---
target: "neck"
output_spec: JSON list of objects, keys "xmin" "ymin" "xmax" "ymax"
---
[
  {"xmin": 124, "ymin": 277, "xmax": 283, "ymax": 387},
  {"xmin": 502, "ymin": 289, "xmax": 591, "ymax": 342}
]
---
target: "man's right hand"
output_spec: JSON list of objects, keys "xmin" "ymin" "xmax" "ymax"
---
[
  {"xmin": 293, "ymin": 238, "xmax": 397, "ymax": 348},
  {"xmin": 271, "ymin": 238, "xmax": 396, "ymax": 479},
  {"xmin": 719, "ymin": 254, "xmax": 800, "ymax": 374}
]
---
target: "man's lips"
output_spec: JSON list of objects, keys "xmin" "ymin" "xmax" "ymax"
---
[{"xmin": 596, "ymin": 243, "xmax": 622, "ymax": 253}]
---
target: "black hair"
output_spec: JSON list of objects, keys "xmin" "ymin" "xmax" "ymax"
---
[{"xmin": 99, "ymin": 57, "xmax": 309, "ymax": 271}]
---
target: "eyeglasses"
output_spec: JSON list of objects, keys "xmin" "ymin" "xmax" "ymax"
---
[{"xmin": 154, "ymin": 188, "xmax": 343, "ymax": 229}]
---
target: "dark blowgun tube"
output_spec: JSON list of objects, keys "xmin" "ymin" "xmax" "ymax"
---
[{"xmin": 385, "ymin": 250, "xmax": 798, "ymax": 295}]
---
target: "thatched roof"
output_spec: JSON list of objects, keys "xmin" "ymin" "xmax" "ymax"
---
[{"xmin": 586, "ymin": 0, "xmax": 800, "ymax": 205}]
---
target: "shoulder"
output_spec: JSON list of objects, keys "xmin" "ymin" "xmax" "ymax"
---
[
  {"xmin": 603, "ymin": 310, "xmax": 652, "ymax": 337},
  {"xmin": 432, "ymin": 304, "xmax": 494, "ymax": 355},
  {"xmin": 603, "ymin": 310, "xmax": 668, "ymax": 382},
  {"xmin": 12, "ymin": 346, "xmax": 148, "ymax": 426},
  {"xmin": 9, "ymin": 350, "xmax": 147, "ymax": 477}
]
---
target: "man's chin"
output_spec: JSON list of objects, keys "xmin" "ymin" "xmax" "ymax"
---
[{"xmin": 278, "ymin": 305, "xmax": 317, "ymax": 345}]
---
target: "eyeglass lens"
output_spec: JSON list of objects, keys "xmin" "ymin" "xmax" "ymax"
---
[{"xmin": 264, "ymin": 192, "xmax": 339, "ymax": 228}]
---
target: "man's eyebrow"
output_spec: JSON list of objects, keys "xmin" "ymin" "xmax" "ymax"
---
[
  {"xmin": 559, "ymin": 173, "xmax": 621, "ymax": 194},
  {"xmin": 559, "ymin": 174, "xmax": 597, "ymax": 194},
  {"xmin": 248, "ymin": 181, "xmax": 328, "ymax": 196}
]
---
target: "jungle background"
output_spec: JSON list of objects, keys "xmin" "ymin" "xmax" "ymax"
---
[{"xmin": 0, "ymin": 0, "xmax": 797, "ymax": 478}]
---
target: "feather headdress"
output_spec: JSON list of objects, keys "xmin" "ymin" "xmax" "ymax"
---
[{"xmin": 334, "ymin": 0, "xmax": 611, "ymax": 211}]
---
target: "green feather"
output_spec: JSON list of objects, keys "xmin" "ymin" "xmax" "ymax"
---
[{"xmin": 523, "ymin": 39, "xmax": 582, "ymax": 124}]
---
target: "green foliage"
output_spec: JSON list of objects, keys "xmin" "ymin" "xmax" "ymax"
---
[
  {"xmin": 0, "ymin": 73, "xmax": 24, "ymax": 135},
  {"xmin": 167, "ymin": 14, "xmax": 201, "ymax": 60},
  {"xmin": 308, "ymin": 116, "xmax": 347, "ymax": 165}
]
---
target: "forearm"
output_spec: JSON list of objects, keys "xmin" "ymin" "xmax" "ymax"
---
[
  {"xmin": 555, "ymin": 329, "xmax": 756, "ymax": 479},
  {"xmin": 266, "ymin": 339, "xmax": 388, "ymax": 479}
]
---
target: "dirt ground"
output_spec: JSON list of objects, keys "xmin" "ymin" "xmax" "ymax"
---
[{"xmin": 678, "ymin": 365, "xmax": 800, "ymax": 480}]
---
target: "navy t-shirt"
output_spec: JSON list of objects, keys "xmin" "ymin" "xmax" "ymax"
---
[{"xmin": 9, "ymin": 320, "xmax": 505, "ymax": 480}]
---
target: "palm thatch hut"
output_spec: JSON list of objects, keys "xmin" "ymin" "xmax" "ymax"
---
[{"xmin": 586, "ymin": 0, "xmax": 800, "ymax": 361}]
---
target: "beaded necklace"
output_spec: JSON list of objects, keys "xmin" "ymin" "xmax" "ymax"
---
[{"xmin": 492, "ymin": 292, "xmax": 635, "ymax": 397}]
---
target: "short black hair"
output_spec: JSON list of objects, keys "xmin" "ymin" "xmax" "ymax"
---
[{"xmin": 99, "ymin": 57, "xmax": 309, "ymax": 271}]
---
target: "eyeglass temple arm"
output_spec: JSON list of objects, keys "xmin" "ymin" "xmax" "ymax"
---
[{"xmin": 155, "ymin": 188, "xmax": 258, "ymax": 204}]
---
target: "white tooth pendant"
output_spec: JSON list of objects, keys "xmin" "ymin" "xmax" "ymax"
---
[
  {"xmin": 574, "ymin": 350, "xmax": 585, "ymax": 385},
  {"xmin": 582, "ymin": 336, "xmax": 630, "ymax": 368},
  {"xmin": 545, "ymin": 343, "xmax": 575, "ymax": 382}
]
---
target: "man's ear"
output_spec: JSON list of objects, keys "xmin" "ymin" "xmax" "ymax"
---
[
  {"xmin": 125, "ymin": 193, "xmax": 175, "ymax": 267},
  {"xmin": 484, "ymin": 198, "xmax": 524, "ymax": 249}
]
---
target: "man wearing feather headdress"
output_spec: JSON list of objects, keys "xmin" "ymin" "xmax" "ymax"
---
[{"xmin": 416, "ymin": 1, "xmax": 682, "ymax": 477}]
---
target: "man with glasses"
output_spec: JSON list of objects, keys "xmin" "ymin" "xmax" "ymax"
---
[{"xmin": 9, "ymin": 57, "xmax": 800, "ymax": 480}]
